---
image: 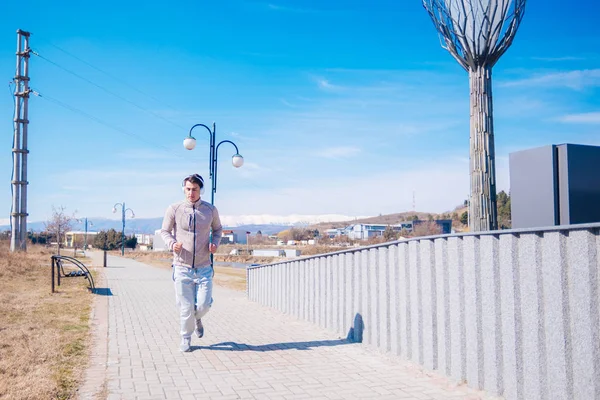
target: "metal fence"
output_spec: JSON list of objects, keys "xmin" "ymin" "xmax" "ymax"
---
[{"xmin": 247, "ymin": 223, "xmax": 600, "ymax": 400}]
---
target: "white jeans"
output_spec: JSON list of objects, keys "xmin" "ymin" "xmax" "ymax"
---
[{"xmin": 173, "ymin": 265, "xmax": 213, "ymax": 338}]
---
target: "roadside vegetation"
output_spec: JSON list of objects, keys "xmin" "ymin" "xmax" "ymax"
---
[
  {"xmin": 119, "ymin": 250, "xmax": 249, "ymax": 291},
  {"xmin": 112, "ymin": 194, "xmax": 514, "ymax": 292},
  {"xmin": 0, "ymin": 242, "xmax": 93, "ymax": 400}
]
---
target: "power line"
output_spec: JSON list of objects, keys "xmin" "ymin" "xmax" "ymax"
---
[
  {"xmin": 28, "ymin": 48, "xmax": 270, "ymax": 200},
  {"xmin": 7, "ymin": 81, "xmax": 14, "ymax": 98},
  {"xmin": 31, "ymin": 89, "xmax": 184, "ymax": 159},
  {"xmin": 46, "ymin": 42, "xmax": 182, "ymax": 115},
  {"xmin": 31, "ymin": 50, "xmax": 188, "ymax": 131},
  {"xmin": 32, "ymin": 91, "xmax": 268, "ymax": 196}
]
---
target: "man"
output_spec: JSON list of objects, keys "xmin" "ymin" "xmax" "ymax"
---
[{"xmin": 160, "ymin": 174, "xmax": 222, "ymax": 352}]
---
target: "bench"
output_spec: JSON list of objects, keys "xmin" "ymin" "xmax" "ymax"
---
[{"xmin": 51, "ymin": 255, "xmax": 95, "ymax": 293}]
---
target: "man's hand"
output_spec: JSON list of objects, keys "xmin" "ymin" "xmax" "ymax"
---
[
  {"xmin": 209, "ymin": 243, "xmax": 217, "ymax": 254},
  {"xmin": 173, "ymin": 242, "xmax": 183, "ymax": 252}
]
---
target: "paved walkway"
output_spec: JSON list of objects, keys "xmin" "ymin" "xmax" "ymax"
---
[{"xmin": 78, "ymin": 252, "xmax": 500, "ymax": 400}]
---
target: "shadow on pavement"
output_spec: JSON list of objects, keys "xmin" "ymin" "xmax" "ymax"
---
[
  {"xmin": 346, "ymin": 313, "xmax": 364, "ymax": 343},
  {"xmin": 93, "ymin": 288, "xmax": 114, "ymax": 296},
  {"xmin": 194, "ymin": 339, "xmax": 351, "ymax": 352},
  {"xmin": 192, "ymin": 313, "xmax": 365, "ymax": 352}
]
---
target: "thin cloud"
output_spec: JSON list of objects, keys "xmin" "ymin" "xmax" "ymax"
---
[
  {"xmin": 501, "ymin": 69, "xmax": 600, "ymax": 90},
  {"xmin": 314, "ymin": 146, "xmax": 361, "ymax": 159},
  {"xmin": 530, "ymin": 56, "xmax": 585, "ymax": 62},
  {"xmin": 225, "ymin": 130, "xmax": 258, "ymax": 143},
  {"xmin": 556, "ymin": 112, "xmax": 600, "ymax": 124},
  {"xmin": 216, "ymin": 158, "xmax": 507, "ymax": 216},
  {"xmin": 316, "ymin": 78, "xmax": 342, "ymax": 91},
  {"xmin": 239, "ymin": 51, "xmax": 287, "ymax": 58},
  {"xmin": 116, "ymin": 149, "xmax": 178, "ymax": 160},
  {"xmin": 312, "ymin": 76, "xmax": 405, "ymax": 95},
  {"xmin": 236, "ymin": 161, "xmax": 264, "ymax": 179},
  {"xmin": 267, "ymin": 4, "xmax": 319, "ymax": 13},
  {"xmin": 280, "ymin": 98, "xmax": 297, "ymax": 108}
]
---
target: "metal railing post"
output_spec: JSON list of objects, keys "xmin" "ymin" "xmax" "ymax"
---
[{"xmin": 51, "ymin": 257, "xmax": 55, "ymax": 293}]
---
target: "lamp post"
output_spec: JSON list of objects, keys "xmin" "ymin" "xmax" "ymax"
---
[
  {"xmin": 76, "ymin": 217, "xmax": 94, "ymax": 250},
  {"xmin": 112, "ymin": 202, "xmax": 135, "ymax": 256},
  {"xmin": 183, "ymin": 123, "xmax": 243, "ymax": 267},
  {"xmin": 84, "ymin": 218, "xmax": 93, "ymax": 250},
  {"xmin": 183, "ymin": 123, "xmax": 244, "ymax": 205}
]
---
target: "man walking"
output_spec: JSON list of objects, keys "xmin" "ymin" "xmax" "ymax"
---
[{"xmin": 160, "ymin": 174, "xmax": 223, "ymax": 352}]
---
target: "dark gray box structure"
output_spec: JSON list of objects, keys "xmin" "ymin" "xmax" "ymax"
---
[{"xmin": 509, "ymin": 143, "xmax": 600, "ymax": 229}]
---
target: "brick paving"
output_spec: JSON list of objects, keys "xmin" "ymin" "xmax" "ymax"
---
[{"xmin": 78, "ymin": 252, "xmax": 501, "ymax": 400}]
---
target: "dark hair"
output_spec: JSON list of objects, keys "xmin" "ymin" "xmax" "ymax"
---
[{"xmin": 183, "ymin": 174, "xmax": 204, "ymax": 188}]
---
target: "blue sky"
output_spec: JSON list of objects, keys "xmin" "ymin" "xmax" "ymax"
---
[{"xmin": 1, "ymin": 0, "xmax": 599, "ymax": 226}]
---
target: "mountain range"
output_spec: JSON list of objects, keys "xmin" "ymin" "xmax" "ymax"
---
[
  {"xmin": 0, "ymin": 217, "xmax": 308, "ymax": 236},
  {"xmin": 0, "ymin": 208, "xmax": 462, "ymax": 236}
]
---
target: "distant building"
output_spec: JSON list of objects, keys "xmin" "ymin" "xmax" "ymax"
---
[
  {"xmin": 253, "ymin": 249, "xmax": 285, "ymax": 257},
  {"xmin": 325, "ymin": 228, "xmax": 345, "ymax": 238},
  {"xmin": 250, "ymin": 248, "xmax": 301, "ymax": 258},
  {"xmin": 221, "ymin": 230, "xmax": 250, "ymax": 245},
  {"xmin": 345, "ymin": 220, "xmax": 452, "ymax": 240},
  {"xmin": 135, "ymin": 233, "xmax": 153, "ymax": 246},
  {"xmin": 344, "ymin": 224, "xmax": 399, "ymax": 240},
  {"xmin": 284, "ymin": 249, "xmax": 301, "ymax": 258},
  {"xmin": 153, "ymin": 229, "xmax": 167, "ymax": 252},
  {"xmin": 64, "ymin": 231, "xmax": 98, "ymax": 248},
  {"xmin": 412, "ymin": 219, "xmax": 453, "ymax": 235}
]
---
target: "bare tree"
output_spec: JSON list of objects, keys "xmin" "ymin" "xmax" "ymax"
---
[
  {"xmin": 44, "ymin": 206, "xmax": 75, "ymax": 255},
  {"xmin": 422, "ymin": 0, "xmax": 526, "ymax": 231},
  {"xmin": 383, "ymin": 226, "xmax": 398, "ymax": 241},
  {"xmin": 413, "ymin": 221, "xmax": 443, "ymax": 237}
]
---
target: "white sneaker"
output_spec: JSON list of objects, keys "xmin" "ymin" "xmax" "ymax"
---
[
  {"xmin": 195, "ymin": 319, "xmax": 204, "ymax": 338},
  {"xmin": 180, "ymin": 337, "xmax": 191, "ymax": 352}
]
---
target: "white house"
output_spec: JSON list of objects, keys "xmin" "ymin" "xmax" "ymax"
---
[
  {"xmin": 64, "ymin": 231, "xmax": 98, "ymax": 248},
  {"xmin": 346, "ymin": 224, "xmax": 388, "ymax": 240},
  {"xmin": 253, "ymin": 249, "xmax": 285, "ymax": 257},
  {"xmin": 324, "ymin": 228, "xmax": 345, "ymax": 238},
  {"xmin": 345, "ymin": 223, "xmax": 413, "ymax": 240},
  {"xmin": 135, "ymin": 233, "xmax": 153, "ymax": 246},
  {"xmin": 221, "ymin": 229, "xmax": 250, "ymax": 245},
  {"xmin": 345, "ymin": 220, "xmax": 452, "ymax": 240},
  {"xmin": 153, "ymin": 229, "xmax": 167, "ymax": 251},
  {"xmin": 284, "ymin": 249, "xmax": 301, "ymax": 258}
]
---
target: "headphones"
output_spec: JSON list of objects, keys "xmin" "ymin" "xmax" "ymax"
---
[{"xmin": 182, "ymin": 174, "xmax": 205, "ymax": 195}]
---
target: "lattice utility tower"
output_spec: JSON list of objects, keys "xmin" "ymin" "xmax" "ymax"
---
[
  {"xmin": 10, "ymin": 29, "xmax": 31, "ymax": 251},
  {"xmin": 422, "ymin": 0, "xmax": 526, "ymax": 231}
]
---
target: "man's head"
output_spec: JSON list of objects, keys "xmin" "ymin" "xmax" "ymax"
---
[{"xmin": 182, "ymin": 174, "xmax": 204, "ymax": 203}]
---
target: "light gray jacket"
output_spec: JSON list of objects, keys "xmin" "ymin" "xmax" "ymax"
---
[{"xmin": 160, "ymin": 199, "xmax": 223, "ymax": 268}]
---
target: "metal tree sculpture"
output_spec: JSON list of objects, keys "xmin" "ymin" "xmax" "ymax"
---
[{"xmin": 423, "ymin": 0, "xmax": 526, "ymax": 231}]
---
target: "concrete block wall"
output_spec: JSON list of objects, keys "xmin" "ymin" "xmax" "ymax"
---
[{"xmin": 247, "ymin": 223, "xmax": 600, "ymax": 400}]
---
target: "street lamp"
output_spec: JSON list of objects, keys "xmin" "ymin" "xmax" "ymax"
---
[
  {"xmin": 183, "ymin": 123, "xmax": 244, "ymax": 205},
  {"xmin": 76, "ymin": 217, "xmax": 94, "ymax": 251},
  {"xmin": 112, "ymin": 202, "xmax": 135, "ymax": 256}
]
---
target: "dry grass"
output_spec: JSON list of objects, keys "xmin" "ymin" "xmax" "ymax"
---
[
  {"xmin": 119, "ymin": 243, "xmax": 351, "ymax": 293},
  {"xmin": 121, "ymin": 251, "xmax": 248, "ymax": 291},
  {"xmin": 0, "ymin": 241, "xmax": 94, "ymax": 400}
]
